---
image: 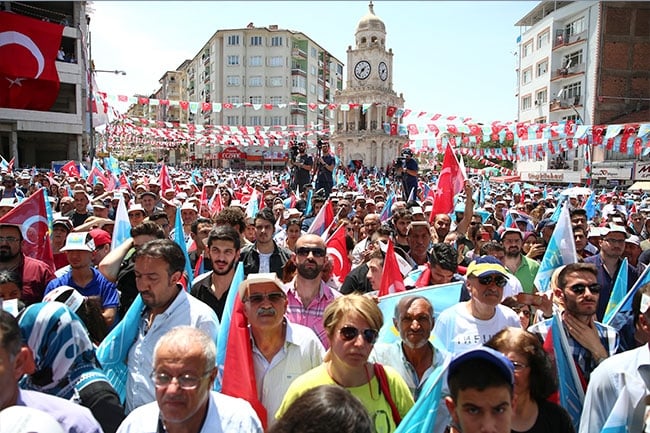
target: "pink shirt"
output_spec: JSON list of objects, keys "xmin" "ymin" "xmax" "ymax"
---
[{"xmin": 284, "ymin": 279, "xmax": 341, "ymax": 349}]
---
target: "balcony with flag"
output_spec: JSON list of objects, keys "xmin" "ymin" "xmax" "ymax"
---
[{"xmin": 0, "ymin": 1, "xmax": 90, "ymax": 168}]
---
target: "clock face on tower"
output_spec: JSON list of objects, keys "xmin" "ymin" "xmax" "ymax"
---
[
  {"xmin": 378, "ymin": 61, "xmax": 388, "ymax": 81},
  {"xmin": 354, "ymin": 60, "xmax": 371, "ymax": 80}
]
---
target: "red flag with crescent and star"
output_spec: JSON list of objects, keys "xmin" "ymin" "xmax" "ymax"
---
[
  {"xmin": 0, "ymin": 188, "xmax": 54, "ymax": 270},
  {"xmin": 325, "ymin": 224, "xmax": 351, "ymax": 281},
  {"xmin": 430, "ymin": 144, "xmax": 465, "ymax": 218},
  {"xmin": 0, "ymin": 11, "xmax": 64, "ymax": 111}
]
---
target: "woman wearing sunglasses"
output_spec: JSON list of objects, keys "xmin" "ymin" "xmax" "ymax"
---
[
  {"xmin": 486, "ymin": 328, "xmax": 575, "ymax": 433},
  {"xmin": 276, "ymin": 294, "xmax": 414, "ymax": 432}
]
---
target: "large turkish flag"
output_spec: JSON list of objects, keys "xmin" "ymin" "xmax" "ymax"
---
[{"xmin": 0, "ymin": 11, "xmax": 64, "ymax": 111}]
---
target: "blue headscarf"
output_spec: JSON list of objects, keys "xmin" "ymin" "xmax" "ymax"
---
[{"xmin": 18, "ymin": 302, "xmax": 110, "ymax": 400}]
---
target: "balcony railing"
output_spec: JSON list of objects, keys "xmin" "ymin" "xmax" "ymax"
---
[
  {"xmin": 551, "ymin": 62, "xmax": 586, "ymax": 80},
  {"xmin": 553, "ymin": 31, "xmax": 587, "ymax": 49},
  {"xmin": 291, "ymin": 48, "xmax": 307, "ymax": 58},
  {"xmin": 291, "ymin": 86, "xmax": 307, "ymax": 96}
]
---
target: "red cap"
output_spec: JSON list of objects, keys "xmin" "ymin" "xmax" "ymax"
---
[{"xmin": 89, "ymin": 228, "xmax": 112, "ymax": 248}]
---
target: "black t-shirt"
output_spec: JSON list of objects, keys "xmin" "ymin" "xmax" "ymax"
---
[
  {"xmin": 316, "ymin": 154, "xmax": 335, "ymax": 184},
  {"xmin": 294, "ymin": 153, "xmax": 313, "ymax": 186},
  {"xmin": 190, "ymin": 276, "xmax": 229, "ymax": 321},
  {"xmin": 66, "ymin": 210, "xmax": 93, "ymax": 227},
  {"xmin": 79, "ymin": 380, "xmax": 125, "ymax": 433},
  {"xmin": 512, "ymin": 399, "xmax": 575, "ymax": 433},
  {"xmin": 340, "ymin": 264, "xmax": 373, "ymax": 294}
]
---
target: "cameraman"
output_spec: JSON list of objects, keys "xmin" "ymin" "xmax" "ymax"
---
[
  {"xmin": 396, "ymin": 148, "xmax": 419, "ymax": 200},
  {"xmin": 289, "ymin": 142, "xmax": 313, "ymax": 192},
  {"xmin": 315, "ymin": 140, "xmax": 335, "ymax": 196}
]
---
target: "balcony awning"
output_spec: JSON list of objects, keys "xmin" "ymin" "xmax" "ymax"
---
[
  {"xmin": 628, "ymin": 181, "xmax": 650, "ymax": 191},
  {"xmin": 491, "ymin": 175, "xmax": 521, "ymax": 183}
]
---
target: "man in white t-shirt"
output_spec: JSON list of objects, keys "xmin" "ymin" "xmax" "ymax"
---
[{"xmin": 433, "ymin": 256, "xmax": 521, "ymax": 355}]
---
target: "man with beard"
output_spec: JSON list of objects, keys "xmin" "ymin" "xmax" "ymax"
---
[
  {"xmin": 0, "ymin": 223, "xmax": 55, "ymax": 306},
  {"xmin": 529, "ymin": 263, "xmax": 618, "ymax": 382},
  {"xmin": 239, "ymin": 273, "xmax": 324, "ymax": 427},
  {"xmin": 190, "ymin": 226, "xmax": 240, "ymax": 320},
  {"xmin": 585, "ymin": 224, "xmax": 639, "ymax": 321},
  {"xmin": 44, "ymin": 232, "xmax": 119, "ymax": 328},
  {"xmin": 187, "ymin": 217, "xmax": 213, "ymax": 275},
  {"xmin": 501, "ymin": 228, "xmax": 540, "ymax": 294},
  {"xmin": 240, "ymin": 208, "xmax": 292, "ymax": 279},
  {"xmin": 391, "ymin": 208, "xmax": 412, "ymax": 257},
  {"xmin": 123, "ymin": 239, "xmax": 218, "ymax": 413},
  {"xmin": 284, "ymin": 234, "xmax": 341, "ymax": 348},
  {"xmin": 66, "ymin": 190, "xmax": 93, "ymax": 227}
]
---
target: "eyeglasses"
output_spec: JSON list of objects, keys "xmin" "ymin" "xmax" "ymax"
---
[
  {"xmin": 296, "ymin": 246, "xmax": 327, "ymax": 257},
  {"xmin": 566, "ymin": 283, "xmax": 601, "ymax": 295},
  {"xmin": 511, "ymin": 361, "xmax": 528, "ymax": 371},
  {"xmin": 0, "ymin": 236, "xmax": 20, "ymax": 243},
  {"xmin": 477, "ymin": 275, "xmax": 508, "ymax": 288},
  {"xmin": 150, "ymin": 371, "xmax": 211, "ymax": 390},
  {"xmin": 339, "ymin": 326, "xmax": 379, "ymax": 344},
  {"xmin": 244, "ymin": 292, "xmax": 286, "ymax": 304}
]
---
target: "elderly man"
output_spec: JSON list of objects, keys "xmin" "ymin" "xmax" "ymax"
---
[
  {"xmin": 116, "ymin": 327, "xmax": 262, "ymax": 433},
  {"xmin": 123, "ymin": 239, "xmax": 219, "ymax": 413},
  {"xmin": 529, "ymin": 262, "xmax": 619, "ymax": 383},
  {"xmin": 239, "ymin": 273, "xmax": 324, "ymax": 427},
  {"xmin": 434, "ymin": 256, "xmax": 520, "ymax": 355},
  {"xmin": 0, "ymin": 310, "xmax": 103, "ymax": 432},
  {"xmin": 284, "ymin": 234, "xmax": 341, "ymax": 348},
  {"xmin": 351, "ymin": 213, "xmax": 381, "ymax": 266}
]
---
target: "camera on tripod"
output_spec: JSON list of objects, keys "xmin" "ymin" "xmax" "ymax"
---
[{"xmin": 289, "ymin": 141, "xmax": 301, "ymax": 162}]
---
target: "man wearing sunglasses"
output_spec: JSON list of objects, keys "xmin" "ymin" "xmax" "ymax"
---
[
  {"xmin": 285, "ymin": 234, "xmax": 341, "ymax": 349},
  {"xmin": 433, "ymin": 256, "xmax": 520, "ymax": 355},
  {"xmin": 528, "ymin": 262, "xmax": 619, "ymax": 383},
  {"xmin": 239, "ymin": 273, "xmax": 324, "ymax": 427}
]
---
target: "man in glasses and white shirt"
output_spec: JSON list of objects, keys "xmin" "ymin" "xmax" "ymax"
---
[
  {"xmin": 240, "ymin": 273, "xmax": 324, "ymax": 427},
  {"xmin": 529, "ymin": 262, "xmax": 619, "ymax": 383},
  {"xmin": 284, "ymin": 234, "xmax": 341, "ymax": 349},
  {"xmin": 117, "ymin": 327, "xmax": 263, "ymax": 433},
  {"xmin": 433, "ymin": 256, "xmax": 520, "ymax": 355}
]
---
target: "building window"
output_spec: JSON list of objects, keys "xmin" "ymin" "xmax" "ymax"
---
[
  {"xmin": 536, "ymin": 59, "xmax": 548, "ymax": 77},
  {"xmin": 311, "ymin": 65, "xmax": 317, "ymax": 76},
  {"xmin": 336, "ymin": 64, "xmax": 343, "ymax": 75},
  {"xmin": 535, "ymin": 88, "xmax": 548, "ymax": 104},
  {"xmin": 522, "ymin": 95, "xmax": 532, "ymax": 110},
  {"xmin": 310, "ymin": 47, "xmax": 317, "ymax": 58},
  {"xmin": 534, "ymin": 116, "xmax": 547, "ymax": 124},
  {"xmin": 250, "ymin": 36, "xmax": 263, "ymax": 46},
  {"xmin": 269, "ymin": 96, "xmax": 283, "ymax": 104},
  {"xmin": 227, "ymin": 95, "xmax": 240, "ymax": 103},
  {"xmin": 227, "ymin": 35, "xmax": 240, "ymax": 46},
  {"xmin": 270, "ymin": 115, "xmax": 283, "ymax": 125},
  {"xmin": 226, "ymin": 116, "xmax": 239, "ymax": 125},
  {"xmin": 292, "ymin": 75, "xmax": 306, "ymax": 88},
  {"xmin": 522, "ymin": 41, "xmax": 533, "ymax": 57},
  {"xmin": 269, "ymin": 56, "xmax": 284, "ymax": 67},
  {"xmin": 563, "ymin": 50, "xmax": 583, "ymax": 68},
  {"xmin": 226, "ymin": 75, "xmax": 240, "ymax": 86},
  {"xmin": 249, "ymin": 116, "xmax": 262, "ymax": 125},
  {"xmin": 270, "ymin": 36, "xmax": 283, "ymax": 47},
  {"xmin": 249, "ymin": 56, "xmax": 262, "ymax": 67},
  {"xmin": 522, "ymin": 68, "xmax": 532, "ymax": 85},
  {"xmin": 566, "ymin": 16, "xmax": 585, "ymax": 36},
  {"xmin": 249, "ymin": 96, "xmax": 262, "ymax": 104},
  {"xmin": 269, "ymin": 76, "xmax": 283, "ymax": 87},
  {"xmin": 227, "ymin": 55, "xmax": 240, "ymax": 66},
  {"xmin": 310, "ymin": 84, "xmax": 316, "ymax": 94},
  {"xmin": 249, "ymin": 76, "xmax": 263, "ymax": 87},
  {"xmin": 562, "ymin": 81, "xmax": 581, "ymax": 98},
  {"xmin": 562, "ymin": 114, "xmax": 579, "ymax": 122},
  {"xmin": 537, "ymin": 30, "xmax": 549, "ymax": 49}
]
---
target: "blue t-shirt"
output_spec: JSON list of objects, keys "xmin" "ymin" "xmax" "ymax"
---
[{"xmin": 44, "ymin": 267, "xmax": 119, "ymax": 309}]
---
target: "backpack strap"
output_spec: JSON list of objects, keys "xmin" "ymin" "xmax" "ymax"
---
[{"xmin": 373, "ymin": 363, "xmax": 401, "ymax": 425}]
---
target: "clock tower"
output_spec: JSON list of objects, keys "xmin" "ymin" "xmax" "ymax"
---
[{"xmin": 331, "ymin": 1, "xmax": 405, "ymax": 170}]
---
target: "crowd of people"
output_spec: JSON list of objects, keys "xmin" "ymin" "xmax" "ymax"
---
[{"xmin": 0, "ymin": 149, "xmax": 648, "ymax": 433}]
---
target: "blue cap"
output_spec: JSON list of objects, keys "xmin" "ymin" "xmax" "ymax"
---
[{"xmin": 449, "ymin": 346, "xmax": 515, "ymax": 386}]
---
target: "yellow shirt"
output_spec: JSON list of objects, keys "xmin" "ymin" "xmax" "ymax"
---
[{"xmin": 276, "ymin": 364, "xmax": 414, "ymax": 433}]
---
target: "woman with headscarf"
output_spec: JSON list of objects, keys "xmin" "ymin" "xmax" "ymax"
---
[{"xmin": 18, "ymin": 302, "xmax": 125, "ymax": 433}]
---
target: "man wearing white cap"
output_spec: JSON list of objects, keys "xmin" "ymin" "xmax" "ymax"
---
[
  {"xmin": 433, "ymin": 256, "xmax": 520, "ymax": 355},
  {"xmin": 44, "ymin": 232, "xmax": 119, "ymax": 328}
]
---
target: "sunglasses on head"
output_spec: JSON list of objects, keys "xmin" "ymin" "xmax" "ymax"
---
[
  {"xmin": 339, "ymin": 326, "xmax": 379, "ymax": 344},
  {"xmin": 477, "ymin": 275, "xmax": 508, "ymax": 288},
  {"xmin": 567, "ymin": 283, "xmax": 601, "ymax": 295},
  {"xmin": 296, "ymin": 246, "xmax": 327, "ymax": 257},
  {"xmin": 245, "ymin": 292, "xmax": 286, "ymax": 304}
]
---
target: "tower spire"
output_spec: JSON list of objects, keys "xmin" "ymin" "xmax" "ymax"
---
[{"xmin": 369, "ymin": 1, "xmax": 374, "ymax": 15}]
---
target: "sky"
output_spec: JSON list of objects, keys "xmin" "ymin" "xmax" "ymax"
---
[{"xmin": 89, "ymin": 1, "xmax": 537, "ymax": 124}]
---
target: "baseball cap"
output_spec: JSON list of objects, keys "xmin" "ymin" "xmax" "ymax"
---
[
  {"xmin": 140, "ymin": 191, "xmax": 158, "ymax": 199},
  {"xmin": 52, "ymin": 218, "xmax": 73, "ymax": 232},
  {"xmin": 536, "ymin": 218, "xmax": 556, "ymax": 232},
  {"xmin": 128, "ymin": 204, "xmax": 146, "ymax": 215},
  {"xmin": 466, "ymin": 256, "xmax": 510, "ymax": 279},
  {"xmin": 238, "ymin": 272, "xmax": 285, "ymax": 300},
  {"xmin": 60, "ymin": 232, "xmax": 95, "ymax": 252},
  {"xmin": 625, "ymin": 235, "xmax": 641, "ymax": 247},
  {"xmin": 448, "ymin": 346, "xmax": 515, "ymax": 387},
  {"xmin": 502, "ymin": 227, "xmax": 523, "ymax": 238},
  {"xmin": 0, "ymin": 406, "xmax": 64, "ymax": 433},
  {"xmin": 602, "ymin": 223, "xmax": 630, "ymax": 238},
  {"xmin": 89, "ymin": 228, "xmax": 112, "ymax": 248}
]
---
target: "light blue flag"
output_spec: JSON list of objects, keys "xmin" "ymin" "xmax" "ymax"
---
[
  {"xmin": 79, "ymin": 163, "xmax": 89, "ymax": 179},
  {"xmin": 214, "ymin": 262, "xmax": 244, "ymax": 392},
  {"xmin": 394, "ymin": 356, "xmax": 451, "ymax": 433},
  {"xmin": 110, "ymin": 195, "xmax": 131, "ymax": 251},
  {"xmin": 605, "ymin": 263, "xmax": 650, "ymax": 326},
  {"xmin": 552, "ymin": 312, "xmax": 584, "ymax": 431},
  {"xmin": 599, "ymin": 382, "xmax": 646, "ymax": 433},
  {"xmin": 377, "ymin": 282, "xmax": 462, "ymax": 348},
  {"xmin": 534, "ymin": 202, "xmax": 577, "ymax": 292},
  {"xmin": 512, "ymin": 182, "xmax": 521, "ymax": 195},
  {"xmin": 603, "ymin": 258, "xmax": 628, "ymax": 324},
  {"xmin": 475, "ymin": 209, "xmax": 491, "ymax": 224},
  {"xmin": 245, "ymin": 191, "xmax": 259, "ymax": 219},
  {"xmin": 43, "ymin": 188, "xmax": 54, "ymax": 230},
  {"xmin": 549, "ymin": 194, "xmax": 567, "ymax": 222},
  {"xmin": 174, "ymin": 207, "xmax": 194, "ymax": 288},
  {"xmin": 304, "ymin": 188, "xmax": 314, "ymax": 216},
  {"xmin": 584, "ymin": 191, "xmax": 597, "ymax": 219},
  {"xmin": 379, "ymin": 192, "xmax": 395, "ymax": 223}
]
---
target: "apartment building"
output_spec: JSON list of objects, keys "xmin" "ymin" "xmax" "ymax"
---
[
  {"xmin": 515, "ymin": 1, "xmax": 650, "ymax": 186},
  {"xmin": 0, "ymin": 1, "xmax": 89, "ymax": 168}
]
